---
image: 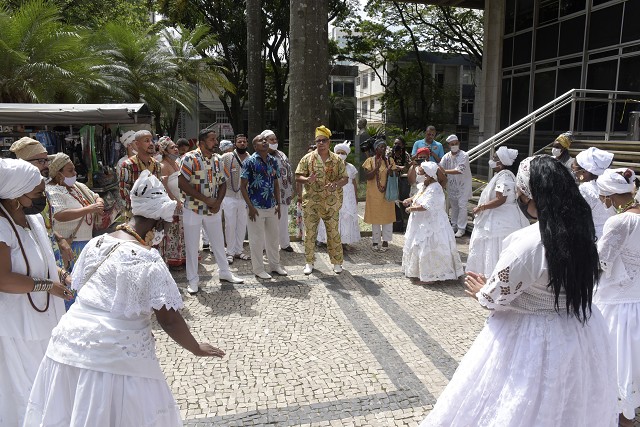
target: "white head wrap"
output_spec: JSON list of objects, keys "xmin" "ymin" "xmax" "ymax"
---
[
  {"xmin": 421, "ymin": 161, "xmax": 438, "ymax": 179},
  {"xmin": 120, "ymin": 130, "xmax": 136, "ymax": 147},
  {"xmin": 516, "ymin": 156, "xmax": 536, "ymax": 200},
  {"xmin": 260, "ymin": 129, "xmax": 276, "ymax": 139},
  {"xmin": 576, "ymin": 147, "xmax": 614, "ymax": 176},
  {"xmin": 445, "ymin": 134, "xmax": 458, "ymax": 143},
  {"xmin": 333, "ymin": 140, "xmax": 351, "ymax": 154},
  {"xmin": 596, "ymin": 168, "xmax": 636, "ymax": 196},
  {"xmin": 0, "ymin": 158, "xmax": 43, "ymax": 200},
  {"xmin": 496, "ymin": 146, "xmax": 518, "ymax": 166},
  {"xmin": 130, "ymin": 170, "xmax": 177, "ymax": 222}
]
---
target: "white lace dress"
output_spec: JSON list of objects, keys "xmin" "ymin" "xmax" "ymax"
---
[
  {"xmin": 594, "ymin": 212, "xmax": 640, "ymax": 419},
  {"xmin": 421, "ymin": 224, "xmax": 618, "ymax": 427},
  {"xmin": 579, "ymin": 179, "xmax": 614, "ymax": 240},
  {"xmin": 317, "ymin": 163, "xmax": 361, "ymax": 245},
  {"xmin": 466, "ymin": 170, "xmax": 529, "ymax": 276},
  {"xmin": 402, "ymin": 182, "xmax": 464, "ymax": 282},
  {"xmin": 24, "ymin": 234, "xmax": 185, "ymax": 427}
]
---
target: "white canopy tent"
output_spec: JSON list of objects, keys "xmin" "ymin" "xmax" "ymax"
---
[{"xmin": 0, "ymin": 103, "xmax": 152, "ymax": 125}]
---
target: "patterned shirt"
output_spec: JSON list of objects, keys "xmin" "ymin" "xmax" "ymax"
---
[
  {"xmin": 241, "ymin": 152, "xmax": 280, "ymax": 210},
  {"xmin": 271, "ymin": 150, "xmax": 294, "ymax": 205},
  {"xmin": 119, "ymin": 155, "xmax": 161, "ymax": 213},
  {"xmin": 180, "ymin": 148, "xmax": 226, "ymax": 216},
  {"xmin": 295, "ymin": 151, "xmax": 347, "ymax": 208}
]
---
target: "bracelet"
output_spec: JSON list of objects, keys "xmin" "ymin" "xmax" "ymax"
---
[
  {"xmin": 32, "ymin": 278, "xmax": 54, "ymax": 292},
  {"xmin": 58, "ymin": 269, "xmax": 70, "ymax": 284}
]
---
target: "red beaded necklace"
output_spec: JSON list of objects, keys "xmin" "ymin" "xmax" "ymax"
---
[{"xmin": 67, "ymin": 186, "xmax": 93, "ymax": 226}]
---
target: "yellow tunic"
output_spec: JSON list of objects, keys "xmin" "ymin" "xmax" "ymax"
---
[{"xmin": 362, "ymin": 156, "xmax": 397, "ymax": 225}]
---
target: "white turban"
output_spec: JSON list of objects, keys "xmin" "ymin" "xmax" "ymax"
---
[
  {"xmin": 260, "ymin": 129, "xmax": 276, "ymax": 139},
  {"xmin": 516, "ymin": 156, "xmax": 536, "ymax": 200},
  {"xmin": 130, "ymin": 170, "xmax": 177, "ymax": 222},
  {"xmin": 596, "ymin": 168, "xmax": 636, "ymax": 196},
  {"xmin": 120, "ymin": 130, "xmax": 136, "ymax": 147},
  {"xmin": 576, "ymin": 147, "xmax": 613, "ymax": 176},
  {"xmin": 0, "ymin": 158, "xmax": 43, "ymax": 200},
  {"xmin": 446, "ymin": 134, "xmax": 458, "ymax": 143},
  {"xmin": 421, "ymin": 161, "xmax": 438, "ymax": 179},
  {"xmin": 333, "ymin": 140, "xmax": 351, "ymax": 154},
  {"xmin": 497, "ymin": 146, "xmax": 518, "ymax": 166}
]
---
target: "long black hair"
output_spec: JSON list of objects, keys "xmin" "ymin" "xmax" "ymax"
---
[{"xmin": 529, "ymin": 155, "xmax": 598, "ymax": 323}]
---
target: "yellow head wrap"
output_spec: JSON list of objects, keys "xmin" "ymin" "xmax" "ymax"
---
[
  {"xmin": 315, "ymin": 126, "xmax": 332, "ymax": 139},
  {"xmin": 554, "ymin": 131, "xmax": 573, "ymax": 149},
  {"xmin": 9, "ymin": 137, "xmax": 47, "ymax": 160}
]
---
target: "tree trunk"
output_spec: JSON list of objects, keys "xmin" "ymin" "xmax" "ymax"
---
[
  {"xmin": 247, "ymin": 0, "xmax": 264, "ymax": 139},
  {"xmin": 288, "ymin": 0, "xmax": 329, "ymax": 168}
]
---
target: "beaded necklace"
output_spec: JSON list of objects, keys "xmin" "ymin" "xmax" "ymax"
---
[
  {"xmin": 616, "ymin": 199, "xmax": 640, "ymax": 214},
  {"xmin": 229, "ymin": 151, "xmax": 244, "ymax": 193},
  {"xmin": 116, "ymin": 224, "xmax": 147, "ymax": 245},
  {"xmin": 374, "ymin": 156, "xmax": 388, "ymax": 193},
  {"xmin": 67, "ymin": 185, "xmax": 93, "ymax": 226}
]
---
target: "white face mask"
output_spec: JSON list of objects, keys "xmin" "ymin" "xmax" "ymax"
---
[
  {"xmin": 488, "ymin": 159, "xmax": 498, "ymax": 169},
  {"xmin": 63, "ymin": 175, "xmax": 77, "ymax": 187},
  {"xmin": 154, "ymin": 153, "xmax": 163, "ymax": 162},
  {"xmin": 268, "ymin": 143, "xmax": 278, "ymax": 151},
  {"xmin": 450, "ymin": 145, "xmax": 460, "ymax": 153},
  {"xmin": 551, "ymin": 147, "xmax": 562, "ymax": 157},
  {"xmin": 338, "ymin": 154, "xmax": 347, "ymax": 161},
  {"xmin": 149, "ymin": 228, "xmax": 165, "ymax": 246},
  {"xmin": 416, "ymin": 174, "xmax": 426, "ymax": 184}
]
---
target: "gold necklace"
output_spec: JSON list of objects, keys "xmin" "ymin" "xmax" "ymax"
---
[
  {"xmin": 616, "ymin": 199, "xmax": 640, "ymax": 214},
  {"xmin": 116, "ymin": 224, "xmax": 146, "ymax": 245}
]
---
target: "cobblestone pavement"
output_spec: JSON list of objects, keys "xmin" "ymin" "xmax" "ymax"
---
[{"xmin": 153, "ymin": 230, "xmax": 487, "ymax": 427}]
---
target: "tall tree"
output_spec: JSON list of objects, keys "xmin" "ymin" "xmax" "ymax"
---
[
  {"xmin": 246, "ymin": 0, "xmax": 264, "ymax": 139},
  {"xmin": 288, "ymin": 0, "xmax": 329, "ymax": 167}
]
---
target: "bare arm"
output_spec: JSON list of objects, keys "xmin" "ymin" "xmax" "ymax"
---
[
  {"xmin": 154, "ymin": 306, "xmax": 224, "ymax": 357},
  {"xmin": 473, "ymin": 191, "xmax": 507, "ymax": 214},
  {"xmin": 241, "ymin": 178, "xmax": 259, "ymax": 221},
  {"xmin": 54, "ymin": 205, "xmax": 100, "ymax": 222}
]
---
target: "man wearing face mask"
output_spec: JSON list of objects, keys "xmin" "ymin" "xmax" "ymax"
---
[
  {"xmin": 119, "ymin": 130, "xmax": 161, "ymax": 220},
  {"xmin": 263, "ymin": 129, "xmax": 297, "ymax": 253},
  {"xmin": 551, "ymin": 131, "xmax": 575, "ymax": 172},
  {"xmin": 179, "ymin": 129, "xmax": 244, "ymax": 295},
  {"xmin": 9, "ymin": 137, "xmax": 75, "ymax": 267},
  {"xmin": 440, "ymin": 135, "xmax": 473, "ymax": 237},
  {"xmin": 221, "ymin": 134, "xmax": 251, "ymax": 263}
]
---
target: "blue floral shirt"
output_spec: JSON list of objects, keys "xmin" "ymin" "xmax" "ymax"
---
[{"xmin": 241, "ymin": 152, "xmax": 280, "ymax": 209}]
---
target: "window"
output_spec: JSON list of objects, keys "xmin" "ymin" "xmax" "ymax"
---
[
  {"xmin": 356, "ymin": 77, "xmax": 360, "ymax": 86},
  {"xmin": 370, "ymin": 71, "xmax": 376, "ymax": 82},
  {"xmin": 462, "ymin": 68, "xmax": 475, "ymax": 85},
  {"xmin": 344, "ymin": 82, "xmax": 355, "ymax": 97},
  {"xmin": 461, "ymin": 99, "xmax": 474, "ymax": 114},
  {"xmin": 370, "ymin": 99, "xmax": 375, "ymax": 110},
  {"xmin": 361, "ymin": 100, "xmax": 368, "ymax": 115},
  {"xmin": 362, "ymin": 73, "xmax": 369, "ymax": 89}
]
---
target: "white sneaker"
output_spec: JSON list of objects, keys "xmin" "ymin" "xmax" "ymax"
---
[
  {"xmin": 186, "ymin": 282, "xmax": 199, "ymax": 295},
  {"xmin": 333, "ymin": 264, "xmax": 343, "ymax": 274},
  {"xmin": 454, "ymin": 229, "xmax": 465, "ymax": 238},
  {"xmin": 219, "ymin": 272, "xmax": 244, "ymax": 284},
  {"xmin": 255, "ymin": 271, "xmax": 272, "ymax": 280},
  {"xmin": 271, "ymin": 266, "xmax": 288, "ymax": 276},
  {"xmin": 303, "ymin": 264, "xmax": 314, "ymax": 275}
]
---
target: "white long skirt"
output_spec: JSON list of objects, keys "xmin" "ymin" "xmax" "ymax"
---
[
  {"xmin": 597, "ymin": 302, "xmax": 640, "ymax": 419},
  {"xmin": 420, "ymin": 309, "xmax": 618, "ymax": 427},
  {"xmin": 465, "ymin": 232, "xmax": 510, "ymax": 277},
  {"xmin": 24, "ymin": 357, "xmax": 182, "ymax": 427}
]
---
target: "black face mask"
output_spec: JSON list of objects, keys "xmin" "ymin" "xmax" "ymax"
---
[
  {"xmin": 517, "ymin": 197, "xmax": 537, "ymax": 221},
  {"xmin": 235, "ymin": 147, "xmax": 247, "ymax": 155},
  {"xmin": 23, "ymin": 196, "xmax": 47, "ymax": 215}
]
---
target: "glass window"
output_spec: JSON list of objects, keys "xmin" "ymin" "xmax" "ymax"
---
[
  {"xmin": 555, "ymin": 66, "xmax": 582, "ymax": 130},
  {"xmin": 539, "ymin": 0, "xmax": 559, "ymax": 25},
  {"xmin": 622, "ymin": 0, "xmax": 640, "ymax": 43},
  {"xmin": 356, "ymin": 77, "xmax": 360, "ymax": 86},
  {"xmin": 462, "ymin": 68, "xmax": 475, "ymax": 84},
  {"xmin": 332, "ymin": 81, "xmax": 344, "ymax": 95},
  {"xmin": 513, "ymin": 31, "xmax": 533, "ymax": 66},
  {"xmin": 503, "ymin": 37, "xmax": 514, "ymax": 68},
  {"xmin": 536, "ymin": 24, "xmax": 559, "ymax": 61},
  {"xmin": 587, "ymin": 59, "xmax": 617, "ymax": 90},
  {"xmin": 559, "ymin": 15, "xmax": 586, "ymax": 56},
  {"xmin": 361, "ymin": 100, "xmax": 368, "ymax": 115},
  {"xmin": 588, "ymin": 4, "xmax": 623, "ymax": 51},
  {"xmin": 505, "ymin": 0, "xmax": 516, "ymax": 34},
  {"xmin": 462, "ymin": 99, "xmax": 474, "ymax": 114},
  {"xmin": 533, "ymin": 70, "xmax": 557, "ymax": 130},
  {"xmin": 344, "ymin": 82, "xmax": 355, "ymax": 97},
  {"xmin": 362, "ymin": 73, "xmax": 368, "ymax": 89},
  {"xmin": 515, "ymin": 0, "xmax": 535, "ymax": 31},
  {"xmin": 560, "ymin": 0, "xmax": 584, "ymax": 17},
  {"xmin": 618, "ymin": 55, "xmax": 640, "ymax": 92},
  {"xmin": 501, "ymin": 78, "xmax": 512, "ymax": 128},
  {"xmin": 370, "ymin": 99, "xmax": 375, "ymax": 110},
  {"xmin": 512, "ymin": 75, "xmax": 531, "ymax": 122},
  {"xmin": 370, "ymin": 72, "xmax": 376, "ymax": 82}
]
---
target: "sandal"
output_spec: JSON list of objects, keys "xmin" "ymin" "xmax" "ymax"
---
[
  {"xmin": 236, "ymin": 253, "xmax": 251, "ymax": 261},
  {"xmin": 226, "ymin": 254, "xmax": 234, "ymax": 264}
]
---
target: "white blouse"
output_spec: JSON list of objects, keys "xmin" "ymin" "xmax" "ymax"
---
[{"xmin": 46, "ymin": 183, "xmax": 99, "ymax": 242}]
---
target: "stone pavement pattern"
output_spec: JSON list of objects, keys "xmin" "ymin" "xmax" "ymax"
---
[{"xmin": 152, "ymin": 232, "xmax": 487, "ymax": 426}]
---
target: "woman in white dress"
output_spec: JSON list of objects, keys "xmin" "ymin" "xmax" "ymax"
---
[
  {"xmin": 571, "ymin": 146, "xmax": 615, "ymax": 239},
  {"xmin": 402, "ymin": 162, "xmax": 463, "ymax": 284},
  {"xmin": 466, "ymin": 146, "xmax": 529, "ymax": 276},
  {"xmin": 0, "ymin": 159, "xmax": 70, "ymax": 426},
  {"xmin": 594, "ymin": 168, "xmax": 640, "ymax": 427},
  {"xmin": 317, "ymin": 141, "xmax": 361, "ymax": 248},
  {"xmin": 24, "ymin": 171, "xmax": 225, "ymax": 427},
  {"xmin": 421, "ymin": 155, "xmax": 618, "ymax": 427}
]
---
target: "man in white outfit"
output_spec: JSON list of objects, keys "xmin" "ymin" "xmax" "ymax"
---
[
  {"xmin": 440, "ymin": 134, "xmax": 472, "ymax": 237},
  {"xmin": 263, "ymin": 129, "xmax": 297, "ymax": 252},
  {"xmin": 241, "ymin": 135, "xmax": 288, "ymax": 279},
  {"xmin": 221, "ymin": 134, "xmax": 250, "ymax": 263},
  {"xmin": 178, "ymin": 129, "xmax": 243, "ymax": 294}
]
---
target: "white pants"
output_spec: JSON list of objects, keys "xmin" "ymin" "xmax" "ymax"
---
[
  {"xmin": 278, "ymin": 203, "xmax": 290, "ymax": 249},
  {"xmin": 222, "ymin": 197, "xmax": 248, "ymax": 255},
  {"xmin": 372, "ymin": 223, "xmax": 393, "ymax": 244},
  {"xmin": 449, "ymin": 193, "xmax": 469, "ymax": 231},
  {"xmin": 183, "ymin": 208, "xmax": 229, "ymax": 286},
  {"xmin": 246, "ymin": 206, "xmax": 281, "ymax": 274}
]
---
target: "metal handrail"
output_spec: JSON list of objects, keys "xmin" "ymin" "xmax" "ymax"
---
[{"xmin": 467, "ymin": 88, "xmax": 640, "ymax": 165}]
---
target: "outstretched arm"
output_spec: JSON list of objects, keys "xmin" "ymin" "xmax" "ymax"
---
[{"xmin": 154, "ymin": 306, "xmax": 225, "ymax": 358}]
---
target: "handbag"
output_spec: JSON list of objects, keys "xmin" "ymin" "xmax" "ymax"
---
[{"xmin": 385, "ymin": 169, "xmax": 399, "ymax": 201}]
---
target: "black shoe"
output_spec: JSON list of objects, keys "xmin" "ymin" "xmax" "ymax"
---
[
  {"xmin": 202, "ymin": 243, "xmax": 210, "ymax": 250},
  {"xmin": 281, "ymin": 246, "xmax": 294, "ymax": 252}
]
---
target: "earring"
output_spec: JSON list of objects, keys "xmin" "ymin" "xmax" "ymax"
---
[{"xmin": 578, "ymin": 175, "xmax": 584, "ymax": 181}]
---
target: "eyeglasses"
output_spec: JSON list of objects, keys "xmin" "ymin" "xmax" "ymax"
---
[
  {"xmin": 29, "ymin": 158, "xmax": 50, "ymax": 165},
  {"xmin": 315, "ymin": 138, "xmax": 329, "ymax": 144}
]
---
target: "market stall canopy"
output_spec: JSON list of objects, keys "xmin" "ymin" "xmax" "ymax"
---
[{"xmin": 0, "ymin": 103, "xmax": 152, "ymax": 125}]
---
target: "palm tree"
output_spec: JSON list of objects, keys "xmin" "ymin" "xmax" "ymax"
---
[{"xmin": 0, "ymin": 0, "xmax": 102, "ymax": 103}]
